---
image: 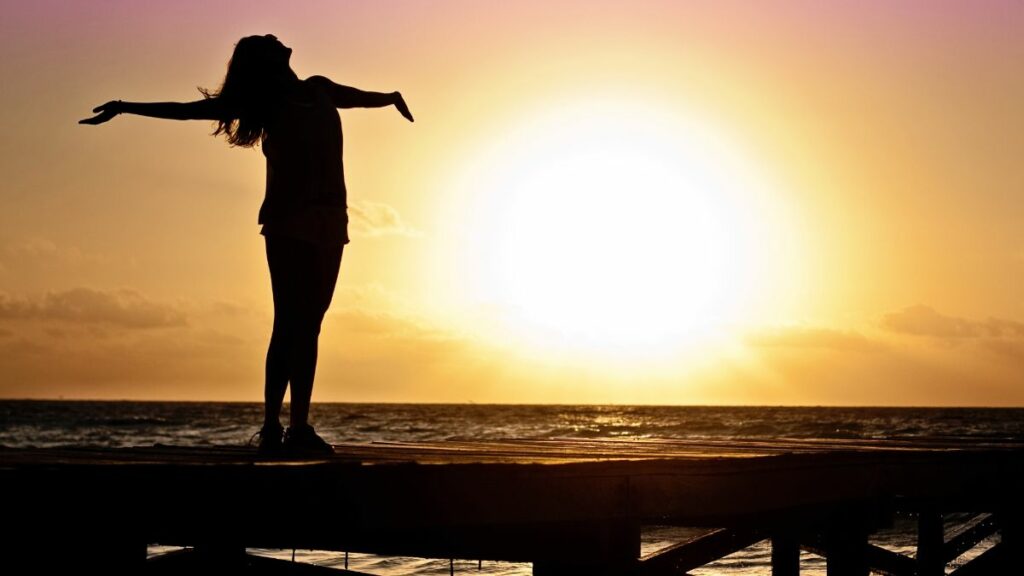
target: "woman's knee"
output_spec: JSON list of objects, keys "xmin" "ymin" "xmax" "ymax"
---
[{"xmin": 272, "ymin": 314, "xmax": 323, "ymax": 339}]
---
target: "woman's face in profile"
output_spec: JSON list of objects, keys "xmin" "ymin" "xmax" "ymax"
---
[{"xmin": 262, "ymin": 34, "xmax": 292, "ymax": 64}]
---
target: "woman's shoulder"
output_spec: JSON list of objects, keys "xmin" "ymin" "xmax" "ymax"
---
[
  {"xmin": 303, "ymin": 75, "xmax": 335, "ymax": 90},
  {"xmin": 301, "ymin": 76, "xmax": 339, "ymax": 102},
  {"xmin": 274, "ymin": 77, "xmax": 330, "ymax": 110}
]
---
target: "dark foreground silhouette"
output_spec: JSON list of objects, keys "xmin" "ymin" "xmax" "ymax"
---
[{"xmin": 81, "ymin": 34, "xmax": 413, "ymax": 456}]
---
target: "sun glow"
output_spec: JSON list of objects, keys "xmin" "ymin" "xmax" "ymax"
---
[{"xmin": 443, "ymin": 99, "xmax": 782, "ymax": 359}]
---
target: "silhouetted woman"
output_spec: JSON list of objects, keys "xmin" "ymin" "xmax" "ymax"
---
[{"xmin": 80, "ymin": 34, "xmax": 414, "ymax": 455}]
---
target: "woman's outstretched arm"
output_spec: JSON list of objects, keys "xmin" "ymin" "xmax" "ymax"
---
[
  {"xmin": 79, "ymin": 98, "xmax": 228, "ymax": 125},
  {"xmin": 308, "ymin": 76, "xmax": 414, "ymax": 122}
]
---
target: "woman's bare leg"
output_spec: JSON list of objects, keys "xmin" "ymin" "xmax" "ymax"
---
[
  {"xmin": 265, "ymin": 235, "xmax": 343, "ymax": 430},
  {"xmin": 263, "ymin": 326, "xmax": 290, "ymax": 428},
  {"xmin": 286, "ymin": 329, "xmax": 318, "ymax": 428},
  {"xmin": 264, "ymin": 235, "xmax": 299, "ymax": 430},
  {"xmin": 288, "ymin": 242, "xmax": 343, "ymax": 428}
]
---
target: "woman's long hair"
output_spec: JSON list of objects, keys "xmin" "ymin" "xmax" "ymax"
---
[{"xmin": 200, "ymin": 35, "xmax": 292, "ymax": 148}]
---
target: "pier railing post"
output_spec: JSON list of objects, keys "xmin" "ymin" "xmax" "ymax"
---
[
  {"xmin": 916, "ymin": 511, "xmax": 944, "ymax": 576},
  {"xmin": 770, "ymin": 532, "xmax": 802, "ymax": 569},
  {"xmin": 194, "ymin": 541, "xmax": 248, "ymax": 569},
  {"xmin": 771, "ymin": 532, "xmax": 800, "ymax": 576},
  {"xmin": 823, "ymin": 527, "xmax": 868, "ymax": 576},
  {"xmin": 531, "ymin": 517, "xmax": 639, "ymax": 576},
  {"xmin": 999, "ymin": 507, "xmax": 1023, "ymax": 569}
]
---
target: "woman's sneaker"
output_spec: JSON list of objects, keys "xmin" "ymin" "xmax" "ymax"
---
[
  {"xmin": 283, "ymin": 424, "xmax": 334, "ymax": 456},
  {"xmin": 249, "ymin": 422, "xmax": 284, "ymax": 456}
]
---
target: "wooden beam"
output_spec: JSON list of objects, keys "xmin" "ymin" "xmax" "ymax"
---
[
  {"xmin": 943, "ymin": 513, "xmax": 997, "ymax": 564},
  {"xmin": 246, "ymin": 554, "xmax": 381, "ymax": 575},
  {"xmin": 802, "ymin": 540, "xmax": 914, "ymax": 576},
  {"xmin": 947, "ymin": 543, "xmax": 1005, "ymax": 576},
  {"xmin": 637, "ymin": 527, "xmax": 765, "ymax": 575},
  {"xmin": 146, "ymin": 548, "xmax": 380, "ymax": 575},
  {"xmin": 863, "ymin": 544, "xmax": 915, "ymax": 576}
]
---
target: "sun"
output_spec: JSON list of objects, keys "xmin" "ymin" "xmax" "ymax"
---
[{"xmin": 441, "ymin": 99, "xmax": 779, "ymax": 359}]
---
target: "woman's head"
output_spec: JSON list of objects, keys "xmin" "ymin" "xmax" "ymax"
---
[
  {"xmin": 201, "ymin": 34, "xmax": 296, "ymax": 148},
  {"xmin": 229, "ymin": 35, "xmax": 293, "ymax": 78}
]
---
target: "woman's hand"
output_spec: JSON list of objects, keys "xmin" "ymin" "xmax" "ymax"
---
[
  {"xmin": 393, "ymin": 92, "xmax": 414, "ymax": 122},
  {"xmin": 79, "ymin": 101, "xmax": 123, "ymax": 125}
]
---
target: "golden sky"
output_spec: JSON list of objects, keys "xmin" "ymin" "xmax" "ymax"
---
[{"xmin": 1, "ymin": 1, "xmax": 1022, "ymax": 404}]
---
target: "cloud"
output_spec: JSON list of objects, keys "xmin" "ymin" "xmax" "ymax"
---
[
  {"xmin": 878, "ymin": 304, "xmax": 1024, "ymax": 367},
  {"xmin": 745, "ymin": 326, "xmax": 880, "ymax": 352},
  {"xmin": 881, "ymin": 305, "xmax": 1024, "ymax": 339},
  {"xmin": 0, "ymin": 327, "xmax": 259, "ymax": 399},
  {"xmin": 2, "ymin": 237, "xmax": 61, "ymax": 261},
  {"xmin": 0, "ymin": 288, "xmax": 186, "ymax": 329},
  {"xmin": 986, "ymin": 319, "xmax": 1024, "ymax": 338},
  {"xmin": 0, "ymin": 285, "xmax": 496, "ymax": 401},
  {"xmin": 741, "ymin": 315, "xmax": 1024, "ymax": 405},
  {"xmin": 983, "ymin": 339, "xmax": 1024, "ymax": 363},
  {"xmin": 348, "ymin": 200, "xmax": 421, "ymax": 238},
  {"xmin": 0, "ymin": 237, "xmax": 109, "ymax": 274},
  {"xmin": 326, "ymin": 308, "xmax": 451, "ymax": 340}
]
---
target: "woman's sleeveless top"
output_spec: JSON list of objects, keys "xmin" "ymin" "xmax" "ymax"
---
[{"xmin": 258, "ymin": 77, "xmax": 349, "ymax": 246}]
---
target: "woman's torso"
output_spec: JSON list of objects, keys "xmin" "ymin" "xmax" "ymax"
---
[{"xmin": 258, "ymin": 77, "xmax": 348, "ymax": 245}]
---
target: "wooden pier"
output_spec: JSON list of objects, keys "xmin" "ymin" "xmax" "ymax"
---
[{"xmin": 2, "ymin": 437, "xmax": 1022, "ymax": 575}]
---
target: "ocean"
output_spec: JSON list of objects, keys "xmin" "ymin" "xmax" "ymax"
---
[{"xmin": 2, "ymin": 401, "xmax": 1021, "ymax": 574}]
